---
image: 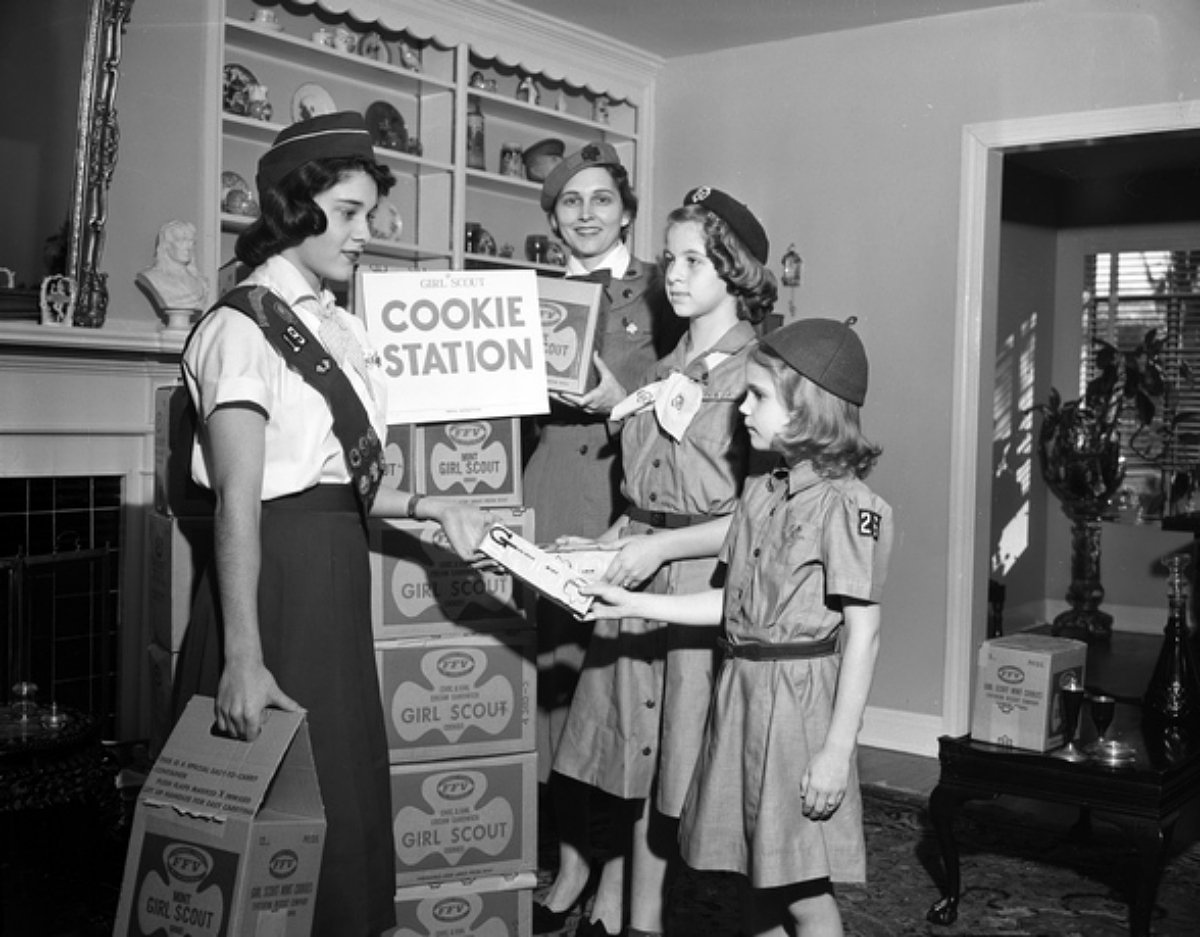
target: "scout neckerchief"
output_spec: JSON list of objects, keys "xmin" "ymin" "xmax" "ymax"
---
[
  {"xmin": 611, "ymin": 322, "xmax": 756, "ymax": 441},
  {"xmin": 206, "ymin": 284, "xmax": 384, "ymax": 525}
]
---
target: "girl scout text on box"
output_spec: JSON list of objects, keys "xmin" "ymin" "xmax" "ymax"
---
[{"xmin": 360, "ymin": 269, "xmax": 549, "ymax": 424}]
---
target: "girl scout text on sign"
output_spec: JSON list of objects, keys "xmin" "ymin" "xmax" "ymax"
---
[{"xmin": 358, "ymin": 268, "xmax": 549, "ymax": 423}]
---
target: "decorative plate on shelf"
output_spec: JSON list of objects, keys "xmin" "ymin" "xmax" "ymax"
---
[
  {"xmin": 365, "ymin": 101, "xmax": 407, "ymax": 151},
  {"xmin": 369, "ymin": 198, "xmax": 403, "ymax": 242},
  {"xmin": 223, "ymin": 63, "xmax": 258, "ymax": 116},
  {"xmin": 291, "ymin": 83, "xmax": 336, "ymax": 123},
  {"xmin": 358, "ymin": 31, "xmax": 391, "ymax": 63}
]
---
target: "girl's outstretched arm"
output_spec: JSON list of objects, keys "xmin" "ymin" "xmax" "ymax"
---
[
  {"xmin": 601, "ymin": 516, "xmax": 732, "ymax": 590},
  {"xmin": 580, "ymin": 582, "xmax": 723, "ymax": 625},
  {"xmin": 800, "ymin": 599, "xmax": 881, "ymax": 820}
]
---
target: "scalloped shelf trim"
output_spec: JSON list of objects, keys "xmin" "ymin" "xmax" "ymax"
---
[{"xmin": 285, "ymin": 0, "xmax": 661, "ymax": 103}]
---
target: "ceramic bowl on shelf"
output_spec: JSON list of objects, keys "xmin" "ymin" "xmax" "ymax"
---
[{"xmin": 522, "ymin": 138, "xmax": 565, "ymax": 182}]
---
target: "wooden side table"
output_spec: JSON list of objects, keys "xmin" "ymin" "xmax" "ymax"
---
[{"xmin": 925, "ymin": 701, "xmax": 1200, "ymax": 936}]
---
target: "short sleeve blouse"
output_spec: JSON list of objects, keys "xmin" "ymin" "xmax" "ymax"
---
[
  {"xmin": 720, "ymin": 462, "xmax": 893, "ymax": 647},
  {"xmin": 181, "ymin": 255, "xmax": 388, "ymax": 501}
]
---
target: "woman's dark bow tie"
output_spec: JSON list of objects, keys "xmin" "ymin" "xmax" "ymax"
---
[{"xmin": 570, "ymin": 269, "xmax": 613, "ymax": 286}]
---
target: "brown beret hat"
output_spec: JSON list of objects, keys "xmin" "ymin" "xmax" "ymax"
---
[
  {"xmin": 761, "ymin": 316, "xmax": 869, "ymax": 405},
  {"xmin": 540, "ymin": 141, "xmax": 624, "ymax": 211},
  {"xmin": 682, "ymin": 186, "xmax": 770, "ymax": 265},
  {"xmin": 256, "ymin": 111, "xmax": 377, "ymax": 198}
]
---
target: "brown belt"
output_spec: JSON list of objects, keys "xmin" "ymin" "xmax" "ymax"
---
[
  {"xmin": 626, "ymin": 505, "xmax": 715, "ymax": 529},
  {"xmin": 718, "ymin": 634, "xmax": 839, "ymax": 661}
]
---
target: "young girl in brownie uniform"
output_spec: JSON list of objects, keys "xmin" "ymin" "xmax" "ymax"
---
[{"xmin": 584, "ymin": 317, "xmax": 893, "ymax": 937}]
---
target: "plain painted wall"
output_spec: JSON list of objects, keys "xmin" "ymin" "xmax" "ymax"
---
[
  {"xmin": 649, "ymin": 0, "xmax": 1200, "ymax": 719},
  {"xmin": 91, "ymin": 0, "xmax": 1200, "ymax": 731}
]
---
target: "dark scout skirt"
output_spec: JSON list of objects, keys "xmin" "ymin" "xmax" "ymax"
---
[{"xmin": 173, "ymin": 485, "xmax": 394, "ymax": 936}]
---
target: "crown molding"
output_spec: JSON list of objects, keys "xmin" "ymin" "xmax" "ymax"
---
[{"xmin": 292, "ymin": 0, "xmax": 663, "ymax": 102}]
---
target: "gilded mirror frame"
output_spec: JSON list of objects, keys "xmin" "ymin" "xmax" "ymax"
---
[{"xmin": 68, "ymin": 0, "xmax": 135, "ymax": 327}]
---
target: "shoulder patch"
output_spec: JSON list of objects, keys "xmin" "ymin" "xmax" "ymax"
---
[{"xmin": 858, "ymin": 509, "xmax": 881, "ymax": 540}]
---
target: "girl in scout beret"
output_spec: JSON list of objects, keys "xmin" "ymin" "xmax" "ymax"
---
[
  {"xmin": 173, "ymin": 111, "xmax": 492, "ymax": 936},
  {"xmin": 551, "ymin": 187, "xmax": 776, "ymax": 937},
  {"xmin": 582, "ymin": 317, "xmax": 893, "ymax": 937}
]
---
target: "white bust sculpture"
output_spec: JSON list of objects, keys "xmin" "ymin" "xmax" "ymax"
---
[{"xmin": 136, "ymin": 220, "xmax": 209, "ymax": 324}]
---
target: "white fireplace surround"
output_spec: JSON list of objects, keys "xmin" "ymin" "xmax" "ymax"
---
[{"xmin": 1, "ymin": 320, "xmax": 187, "ymax": 739}]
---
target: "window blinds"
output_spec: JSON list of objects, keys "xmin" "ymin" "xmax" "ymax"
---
[{"xmin": 1083, "ymin": 250, "xmax": 1200, "ymax": 477}]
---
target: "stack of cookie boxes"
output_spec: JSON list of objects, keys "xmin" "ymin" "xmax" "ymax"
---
[{"xmin": 374, "ymin": 417, "xmax": 537, "ymax": 937}]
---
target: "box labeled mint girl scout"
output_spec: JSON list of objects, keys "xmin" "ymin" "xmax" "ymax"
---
[
  {"xmin": 413, "ymin": 418, "xmax": 522, "ymax": 507},
  {"xmin": 113, "ymin": 696, "xmax": 325, "ymax": 936}
]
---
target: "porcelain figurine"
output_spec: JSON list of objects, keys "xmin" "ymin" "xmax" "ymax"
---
[
  {"xmin": 39, "ymin": 274, "xmax": 76, "ymax": 326},
  {"xmin": 516, "ymin": 76, "xmax": 539, "ymax": 105}
]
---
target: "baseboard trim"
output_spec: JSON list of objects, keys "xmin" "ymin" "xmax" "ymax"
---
[{"xmin": 860, "ymin": 706, "xmax": 942, "ymax": 758}]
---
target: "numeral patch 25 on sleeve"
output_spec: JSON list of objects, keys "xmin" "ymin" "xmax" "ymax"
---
[{"xmin": 858, "ymin": 509, "xmax": 881, "ymax": 540}]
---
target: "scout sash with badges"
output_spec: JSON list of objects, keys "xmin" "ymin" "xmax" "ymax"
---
[{"xmin": 188, "ymin": 284, "xmax": 384, "ymax": 524}]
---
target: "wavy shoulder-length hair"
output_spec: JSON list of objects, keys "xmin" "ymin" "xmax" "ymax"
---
[
  {"xmin": 663, "ymin": 202, "xmax": 777, "ymax": 325},
  {"xmin": 237, "ymin": 156, "xmax": 395, "ymax": 269},
  {"xmin": 750, "ymin": 341, "xmax": 881, "ymax": 479}
]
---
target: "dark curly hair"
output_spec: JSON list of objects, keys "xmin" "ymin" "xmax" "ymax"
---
[
  {"xmin": 662, "ymin": 202, "xmax": 777, "ymax": 324},
  {"xmin": 749, "ymin": 342, "xmax": 881, "ymax": 479},
  {"xmin": 237, "ymin": 156, "xmax": 395, "ymax": 268}
]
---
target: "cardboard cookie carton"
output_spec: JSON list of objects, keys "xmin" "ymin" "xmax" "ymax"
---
[
  {"xmin": 380, "ymin": 422, "xmax": 418, "ymax": 495},
  {"xmin": 414, "ymin": 418, "xmax": 523, "ymax": 507},
  {"xmin": 370, "ymin": 508, "xmax": 534, "ymax": 637},
  {"xmin": 386, "ymin": 872, "xmax": 536, "ymax": 937},
  {"xmin": 377, "ymin": 629, "xmax": 535, "ymax": 763},
  {"xmin": 390, "ymin": 752, "xmax": 537, "ymax": 887},
  {"xmin": 537, "ymin": 275, "xmax": 604, "ymax": 394},
  {"xmin": 970, "ymin": 633, "xmax": 1087, "ymax": 751},
  {"xmin": 113, "ymin": 696, "xmax": 325, "ymax": 936}
]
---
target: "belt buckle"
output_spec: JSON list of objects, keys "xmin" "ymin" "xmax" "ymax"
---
[{"xmin": 650, "ymin": 511, "xmax": 666, "ymax": 527}]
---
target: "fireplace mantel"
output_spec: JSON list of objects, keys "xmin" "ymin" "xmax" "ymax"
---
[
  {"xmin": 1, "ymin": 319, "xmax": 189, "ymax": 741},
  {"xmin": 0, "ymin": 320, "xmax": 187, "ymax": 357}
]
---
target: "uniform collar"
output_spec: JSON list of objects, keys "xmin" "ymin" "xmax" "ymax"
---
[
  {"xmin": 768, "ymin": 460, "xmax": 822, "ymax": 497},
  {"xmin": 679, "ymin": 321, "xmax": 757, "ymax": 381},
  {"xmin": 565, "ymin": 241, "xmax": 632, "ymax": 281},
  {"xmin": 250, "ymin": 255, "xmax": 336, "ymax": 311}
]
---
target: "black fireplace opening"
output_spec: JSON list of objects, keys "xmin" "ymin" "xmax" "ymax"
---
[{"xmin": 1, "ymin": 475, "xmax": 122, "ymax": 737}]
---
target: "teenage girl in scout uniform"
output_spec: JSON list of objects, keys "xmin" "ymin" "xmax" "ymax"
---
[
  {"xmin": 173, "ymin": 112, "xmax": 492, "ymax": 936},
  {"xmin": 582, "ymin": 318, "xmax": 893, "ymax": 937},
  {"xmin": 552, "ymin": 188, "xmax": 776, "ymax": 937}
]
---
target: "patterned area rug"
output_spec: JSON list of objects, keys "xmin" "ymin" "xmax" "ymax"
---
[{"xmin": 536, "ymin": 785, "xmax": 1200, "ymax": 936}]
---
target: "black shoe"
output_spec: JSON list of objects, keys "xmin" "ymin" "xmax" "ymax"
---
[
  {"xmin": 574, "ymin": 919, "xmax": 622, "ymax": 937},
  {"xmin": 532, "ymin": 900, "xmax": 575, "ymax": 934}
]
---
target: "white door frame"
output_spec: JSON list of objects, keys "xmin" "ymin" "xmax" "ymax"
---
[{"xmin": 944, "ymin": 101, "xmax": 1200, "ymax": 735}]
